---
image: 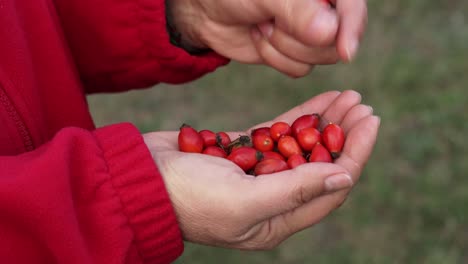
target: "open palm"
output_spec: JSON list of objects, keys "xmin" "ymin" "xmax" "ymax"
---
[{"xmin": 143, "ymin": 90, "xmax": 380, "ymax": 249}]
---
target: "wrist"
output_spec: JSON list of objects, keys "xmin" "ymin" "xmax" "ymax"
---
[{"xmin": 165, "ymin": 0, "xmax": 210, "ymax": 54}]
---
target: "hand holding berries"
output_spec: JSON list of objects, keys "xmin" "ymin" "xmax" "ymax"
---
[{"xmin": 146, "ymin": 90, "xmax": 380, "ymax": 251}]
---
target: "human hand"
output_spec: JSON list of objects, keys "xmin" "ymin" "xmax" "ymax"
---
[
  {"xmin": 143, "ymin": 90, "xmax": 380, "ymax": 249},
  {"xmin": 166, "ymin": 0, "xmax": 367, "ymax": 77}
]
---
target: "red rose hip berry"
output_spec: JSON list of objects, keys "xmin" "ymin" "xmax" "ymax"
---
[
  {"xmin": 296, "ymin": 127, "xmax": 321, "ymax": 151},
  {"xmin": 199, "ymin": 129, "xmax": 217, "ymax": 147},
  {"xmin": 287, "ymin": 154, "xmax": 307, "ymax": 169},
  {"xmin": 262, "ymin": 151, "xmax": 286, "ymax": 161},
  {"xmin": 322, "ymin": 123, "xmax": 345, "ymax": 159},
  {"xmin": 203, "ymin": 146, "xmax": 227, "ymax": 158},
  {"xmin": 252, "ymin": 133, "xmax": 275, "ymax": 152},
  {"xmin": 309, "ymin": 142, "xmax": 332, "ymax": 163},
  {"xmin": 216, "ymin": 132, "xmax": 232, "ymax": 149},
  {"xmin": 291, "ymin": 113, "xmax": 321, "ymax": 137},
  {"xmin": 251, "ymin": 127, "xmax": 271, "ymax": 137},
  {"xmin": 254, "ymin": 159, "xmax": 289, "ymax": 176},
  {"xmin": 227, "ymin": 147, "xmax": 263, "ymax": 172},
  {"xmin": 178, "ymin": 124, "xmax": 204, "ymax": 153},
  {"xmin": 277, "ymin": 135, "xmax": 302, "ymax": 158},
  {"xmin": 270, "ymin": 122, "xmax": 292, "ymax": 141}
]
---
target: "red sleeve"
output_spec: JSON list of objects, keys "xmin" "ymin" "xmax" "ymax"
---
[
  {"xmin": 0, "ymin": 123, "xmax": 183, "ymax": 264},
  {"xmin": 53, "ymin": 0, "xmax": 230, "ymax": 93}
]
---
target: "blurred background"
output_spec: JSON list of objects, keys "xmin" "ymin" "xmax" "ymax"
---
[{"xmin": 88, "ymin": 1, "xmax": 468, "ymax": 263}]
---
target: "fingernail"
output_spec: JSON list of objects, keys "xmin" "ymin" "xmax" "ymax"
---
[
  {"xmin": 346, "ymin": 39, "xmax": 359, "ymax": 62},
  {"xmin": 258, "ymin": 23, "xmax": 273, "ymax": 38},
  {"xmin": 325, "ymin": 174, "xmax": 353, "ymax": 192},
  {"xmin": 366, "ymin": 105, "xmax": 374, "ymax": 114},
  {"xmin": 251, "ymin": 27, "xmax": 262, "ymax": 41}
]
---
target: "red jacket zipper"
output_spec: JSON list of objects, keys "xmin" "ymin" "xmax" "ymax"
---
[{"xmin": 0, "ymin": 84, "xmax": 35, "ymax": 151}]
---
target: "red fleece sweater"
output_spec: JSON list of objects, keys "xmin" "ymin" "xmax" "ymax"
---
[{"xmin": 0, "ymin": 0, "xmax": 228, "ymax": 263}]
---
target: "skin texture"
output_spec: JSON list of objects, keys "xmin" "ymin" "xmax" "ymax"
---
[
  {"xmin": 167, "ymin": 0, "xmax": 367, "ymax": 77},
  {"xmin": 143, "ymin": 90, "xmax": 380, "ymax": 250}
]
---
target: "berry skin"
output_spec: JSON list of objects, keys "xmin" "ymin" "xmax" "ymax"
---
[
  {"xmin": 277, "ymin": 136, "xmax": 303, "ymax": 158},
  {"xmin": 287, "ymin": 154, "xmax": 307, "ymax": 169},
  {"xmin": 296, "ymin": 127, "xmax": 321, "ymax": 152},
  {"xmin": 270, "ymin": 122, "xmax": 292, "ymax": 142},
  {"xmin": 252, "ymin": 133, "xmax": 275, "ymax": 152},
  {"xmin": 178, "ymin": 124, "xmax": 204, "ymax": 153},
  {"xmin": 254, "ymin": 159, "xmax": 289, "ymax": 176},
  {"xmin": 322, "ymin": 123, "xmax": 345, "ymax": 159},
  {"xmin": 309, "ymin": 142, "xmax": 332, "ymax": 163},
  {"xmin": 291, "ymin": 114, "xmax": 321, "ymax": 137},
  {"xmin": 262, "ymin": 151, "xmax": 286, "ymax": 161},
  {"xmin": 203, "ymin": 146, "xmax": 227, "ymax": 158},
  {"xmin": 216, "ymin": 132, "xmax": 232, "ymax": 149},
  {"xmin": 199, "ymin": 130, "xmax": 217, "ymax": 147},
  {"xmin": 251, "ymin": 127, "xmax": 271, "ymax": 137},
  {"xmin": 227, "ymin": 147, "xmax": 263, "ymax": 172}
]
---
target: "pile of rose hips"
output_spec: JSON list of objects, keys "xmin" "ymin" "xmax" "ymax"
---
[{"xmin": 178, "ymin": 114, "xmax": 345, "ymax": 176}]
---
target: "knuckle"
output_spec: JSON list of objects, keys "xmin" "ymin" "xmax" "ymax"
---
[{"xmin": 291, "ymin": 182, "xmax": 314, "ymax": 206}]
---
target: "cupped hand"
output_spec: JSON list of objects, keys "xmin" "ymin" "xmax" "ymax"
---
[
  {"xmin": 143, "ymin": 90, "xmax": 380, "ymax": 249},
  {"xmin": 167, "ymin": 0, "xmax": 367, "ymax": 77}
]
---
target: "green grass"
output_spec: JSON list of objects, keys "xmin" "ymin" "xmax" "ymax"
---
[{"xmin": 88, "ymin": 1, "xmax": 468, "ymax": 263}]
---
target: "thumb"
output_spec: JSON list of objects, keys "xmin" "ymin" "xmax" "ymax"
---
[
  {"xmin": 245, "ymin": 163, "xmax": 353, "ymax": 221},
  {"xmin": 257, "ymin": 0, "xmax": 339, "ymax": 46}
]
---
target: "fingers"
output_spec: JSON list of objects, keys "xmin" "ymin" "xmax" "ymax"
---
[
  {"xmin": 251, "ymin": 27, "xmax": 313, "ymax": 78},
  {"xmin": 339, "ymin": 104, "xmax": 373, "ymax": 133},
  {"xmin": 270, "ymin": 187, "xmax": 347, "ymax": 237},
  {"xmin": 244, "ymin": 162, "xmax": 351, "ymax": 221},
  {"xmin": 334, "ymin": 115, "xmax": 380, "ymax": 181},
  {"xmin": 258, "ymin": 0, "xmax": 339, "ymax": 46},
  {"xmin": 256, "ymin": 0, "xmax": 367, "ymax": 62},
  {"xmin": 335, "ymin": 0, "xmax": 368, "ymax": 62},
  {"xmin": 257, "ymin": 22, "xmax": 340, "ymax": 65},
  {"xmin": 320, "ymin": 90, "xmax": 362, "ymax": 125},
  {"xmin": 267, "ymin": 114, "xmax": 380, "ymax": 239}
]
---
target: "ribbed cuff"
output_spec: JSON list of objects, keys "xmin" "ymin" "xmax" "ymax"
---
[
  {"xmin": 94, "ymin": 123, "xmax": 183, "ymax": 263},
  {"xmin": 128, "ymin": 0, "xmax": 230, "ymax": 84}
]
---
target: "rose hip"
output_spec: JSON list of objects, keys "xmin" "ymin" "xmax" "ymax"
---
[
  {"xmin": 227, "ymin": 146, "xmax": 263, "ymax": 172},
  {"xmin": 262, "ymin": 151, "xmax": 286, "ymax": 161},
  {"xmin": 277, "ymin": 135, "xmax": 302, "ymax": 158},
  {"xmin": 252, "ymin": 133, "xmax": 275, "ymax": 152},
  {"xmin": 322, "ymin": 123, "xmax": 345, "ymax": 159},
  {"xmin": 297, "ymin": 127, "xmax": 321, "ymax": 151},
  {"xmin": 216, "ymin": 132, "xmax": 231, "ymax": 149},
  {"xmin": 287, "ymin": 154, "xmax": 307, "ymax": 169},
  {"xmin": 202, "ymin": 146, "xmax": 227, "ymax": 158},
  {"xmin": 291, "ymin": 113, "xmax": 321, "ymax": 137},
  {"xmin": 254, "ymin": 159, "xmax": 289, "ymax": 176},
  {"xmin": 309, "ymin": 142, "xmax": 332, "ymax": 163},
  {"xmin": 178, "ymin": 124, "xmax": 204, "ymax": 153},
  {"xmin": 251, "ymin": 127, "xmax": 271, "ymax": 137},
  {"xmin": 270, "ymin": 121, "xmax": 292, "ymax": 141},
  {"xmin": 199, "ymin": 129, "xmax": 217, "ymax": 147}
]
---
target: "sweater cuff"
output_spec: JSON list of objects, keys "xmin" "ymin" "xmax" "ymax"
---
[
  {"xmin": 94, "ymin": 123, "xmax": 183, "ymax": 263},
  {"xmin": 119, "ymin": 0, "xmax": 230, "ymax": 85}
]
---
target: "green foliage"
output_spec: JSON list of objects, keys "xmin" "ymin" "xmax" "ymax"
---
[{"xmin": 88, "ymin": 1, "xmax": 468, "ymax": 263}]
